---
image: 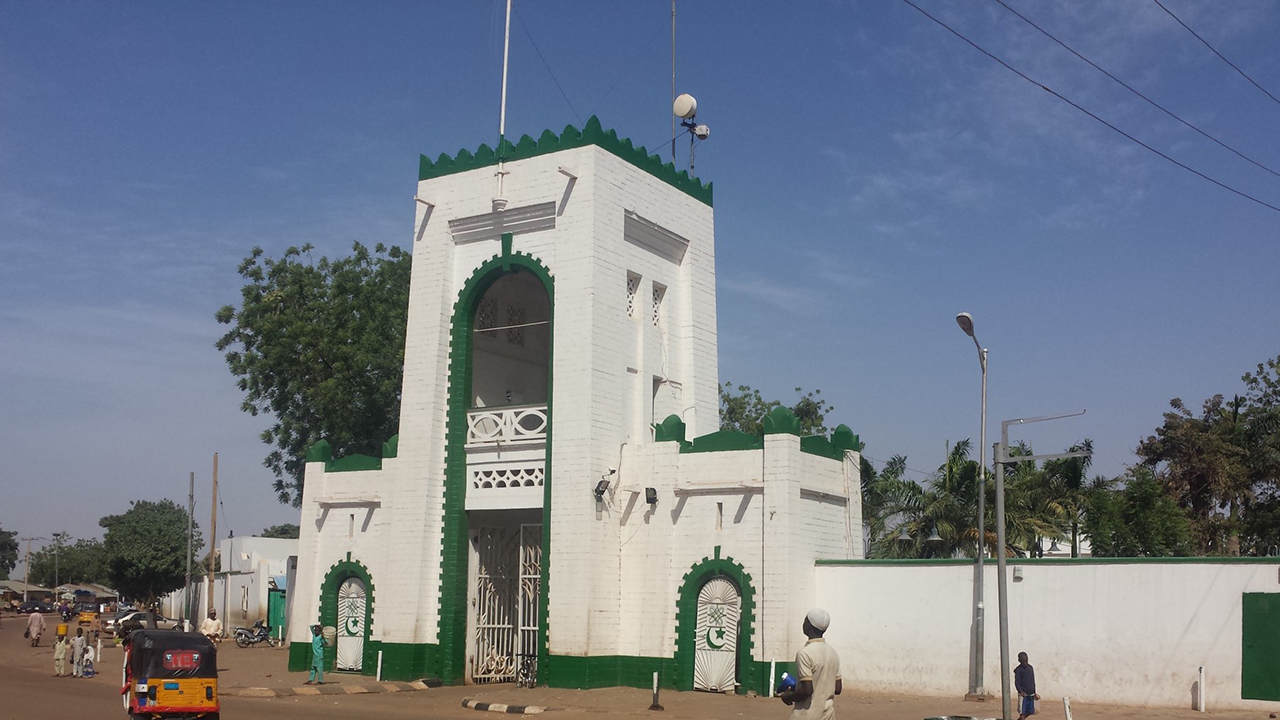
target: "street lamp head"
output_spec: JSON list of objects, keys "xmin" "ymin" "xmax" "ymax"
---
[{"xmin": 956, "ymin": 312, "xmax": 975, "ymax": 337}]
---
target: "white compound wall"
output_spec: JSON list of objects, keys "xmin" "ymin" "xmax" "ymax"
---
[{"xmin": 816, "ymin": 559, "xmax": 1280, "ymax": 709}]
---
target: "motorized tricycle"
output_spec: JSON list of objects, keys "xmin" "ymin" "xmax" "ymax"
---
[{"xmin": 122, "ymin": 629, "xmax": 219, "ymax": 720}]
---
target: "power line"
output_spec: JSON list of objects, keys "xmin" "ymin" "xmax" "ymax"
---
[
  {"xmin": 589, "ymin": 15, "xmax": 671, "ymax": 118},
  {"xmin": 1152, "ymin": 0, "xmax": 1280, "ymax": 108},
  {"xmin": 898, "ymin": 0, "xmax": 1280, "ymax": 215},
  {"xmin": 992, "ymin": 0, "xmax": 1280, "ymax": 179},
  {"xmin": 512, "ymin": 6, "xmax": 583, "ymax": 127}
]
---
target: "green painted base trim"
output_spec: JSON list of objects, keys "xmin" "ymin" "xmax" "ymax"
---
[
  {"xmin": 368, "ymin": 641, "xmax": 442, "ymax": 682},
  {"xmin": 288, "ymin": 641, "xmax": 309, "ymax": 672},
  {"xmin": 543, "ymin": 654, "xmax": 783, "ymax": 696},
  {"xmin": 817, "ymin": 556, "xmax": 1280, "ymax": 566}
]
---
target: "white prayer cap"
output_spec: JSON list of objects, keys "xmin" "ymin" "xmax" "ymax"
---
[{"xmin": 806, "ymin": 608, "xmax": 830, "ymax": 632}]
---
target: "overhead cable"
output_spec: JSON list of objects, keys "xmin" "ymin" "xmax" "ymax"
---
[
  {"xmin": 993, "ymin": 0, "xmax": 1280, "ymax": 179},
  {"xmin": 1152, "ymin": 0, "xmax": 1280, "ymax": 108},
  {"xmin": 899, "ymin": 0, "xmax": 1280, "ymax": 215}
]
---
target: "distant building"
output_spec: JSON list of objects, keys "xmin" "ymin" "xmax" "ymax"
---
[
  {"xmin": 288, "ymin": 118, "xmax": 864, "ymax": 693},
  {"xmin": 161, "ymin": 535, "xmax": 296, "ymax": 632}
]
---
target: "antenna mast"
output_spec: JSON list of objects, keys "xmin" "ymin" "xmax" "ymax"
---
[
  {"xmin": 671, "ymin": 0, "xmax": 677, "ymax": 163},
  {"xmin": 496, "ymin": 0, "xmax": 513, "ymax": 210}
]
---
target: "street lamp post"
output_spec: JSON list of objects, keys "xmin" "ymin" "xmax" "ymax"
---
[{"xmin": 956, "ymin": 313, "xmax": 987, "ymax": 698}]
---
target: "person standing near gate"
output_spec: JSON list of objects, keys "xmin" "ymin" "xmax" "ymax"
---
[
  {"xmin": 779, "ymin": 609, "xmax": 841, "ymax": 720},
  {"xmin": 1016, "ymin": 651, "xmax": 1039, "ymax": 719},
  {"xmin": 305, "ymin": 624, "xmax": 325, "ymax": 685}
]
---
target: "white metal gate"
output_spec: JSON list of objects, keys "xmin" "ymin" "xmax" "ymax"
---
[
  {"xmin": 336, "ymin": 577, "xmax": 366, "ymax": 671},
  {"xmin": 472, "ymin": 524, "xmax": 541, "ymax": 684},
  {"xmin": 693, "ymin": 577, "xmax": 740, "ymax": 692}
]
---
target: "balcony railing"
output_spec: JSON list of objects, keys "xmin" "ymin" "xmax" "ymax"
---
[{"xmin": 467, "ymin": 404, "xmax": 548, "ymax": 447}]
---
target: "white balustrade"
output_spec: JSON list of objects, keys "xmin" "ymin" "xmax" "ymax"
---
[{"xmin": 467, "ymin": 404, "xmax": 547, "ymax": 446}]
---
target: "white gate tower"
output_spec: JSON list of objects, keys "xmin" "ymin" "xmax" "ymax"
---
[{"xmin": 288, "ymin": 117, "xmax": 864, "ymax": 693}]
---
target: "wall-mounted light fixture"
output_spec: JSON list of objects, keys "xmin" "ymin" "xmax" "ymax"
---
[
  {"xmin": 645, "ymin": 487, "xmax": 658, "ymax": 505},
  {"xmin": 593, "ymin": 479, "xmax": 610, "ymax": 501}
]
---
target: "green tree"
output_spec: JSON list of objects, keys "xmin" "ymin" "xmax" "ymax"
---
[
  {"xmin": 718, "ymin": 383, "xmax": 834, "ymax": 436},
  {"xmin": 870, "ymin": 441, "xmax": 984, "ymax": 559},
  {"xmin": 216, "ymin": 242, "xmax": 412, "ymax": 506},
  {"xmin": 1138, "ymin": 395, "xmax": 1250, "ymax": 554},
  {"xmin": 1082, "ymin": 468, "xmax": 1191, "ymax": 557},
  {"xmin": 28, "ymin": 537, "xmax": 109, "ymax": 587},
  {"xmin": 100, "ymin": 500, "xmax": 202, "ymax": 604},
  {"xmin": 259, "ymin": 524, "xmax": 299, "ymax": 539},
  {"xmin": 0, "ymin": 526, "xmax": 17, "ymax": 580},
  {"xmin": 1042, "ymin": 440, "xmax": 1093, "ymax": 557}
]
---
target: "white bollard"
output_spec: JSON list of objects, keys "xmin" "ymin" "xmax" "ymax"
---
[
  {"xmin": 1063, "ymin": 696, "xmax": 1072, "ymax": 720},
  {"xmin": 769, "ymin": 660, "xmax": 776, "ymax": 698},
  {"xmin": 377, "ymin": 650, "xmax": 384, "ymax": 682},
  {"xmin": 1198, "ymin": 666, "xmax": 1206, "ymax": 712}
]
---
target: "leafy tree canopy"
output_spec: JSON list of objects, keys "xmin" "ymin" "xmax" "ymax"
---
[
  {"xmin": 100, "ymin": 500, "xmax": 201, "ymax": 604},
  {"xmin": 1082, "ymin": 468, "xmax": 1191, "ymax": 557},
  {"xmin": 259, "ymin": 523, "xmax": 299, "ymax": 539},
  {"xmin": 28, "ymin": 537, "xmax": 109, "ymax": 588},
  {"xmin": 216, "ymin": 242, "xmax": 411, "ymax": 506},
  {"xmin": 0, "ymin": 526, "xmax": 17, "ymax": 580},
  {"xmin": 719, "ymin": 383, "xmax": 834, "ymax": 436}
]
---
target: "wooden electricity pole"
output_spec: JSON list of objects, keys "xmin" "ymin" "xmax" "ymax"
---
[
  {"xmin": 184, "ymin": 471, "xmax": 194, "ymax": 625},
  {"xmin": 207, "ymin": 453, "xmax": 218, "ymax": 614},
  {"xmin": 20, "ymin": 536, "xmax": 42, "ymax": 602}
]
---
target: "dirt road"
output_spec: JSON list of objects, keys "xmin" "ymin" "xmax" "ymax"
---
[{"xmin": 3, "ymin": 616, "xmax": 1271, "ymax": 719}]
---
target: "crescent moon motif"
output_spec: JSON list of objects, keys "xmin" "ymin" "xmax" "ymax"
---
[{"xmin": 705, "ymin": 627, "xmax": 725, "ymax": 650}]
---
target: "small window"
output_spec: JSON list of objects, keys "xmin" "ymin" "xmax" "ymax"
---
[
  {"xmin": 652, "ymin": 283, "xmax": 666, "ymax": 327},
  {"xmin": 626, "ymin": 272, "xmax": 640, "ymax": 318},
  {"xmin": 506, "ymin": 304, "xmax": 524, "ymax": 346},
  {"xmin": 478, "ymin": 298, "xmax": 497, "ymax": 338}
]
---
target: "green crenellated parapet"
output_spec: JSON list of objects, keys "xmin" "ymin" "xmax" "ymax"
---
[
  {"xmin": 684, "ymin": 429, "xmax": 763, "ymax": 453},
  {"xmin": 831, "ymin": 424, "xmax": 861, "ymax": 453},
  {"xmin": 762, "ymin": 406, "xmax": 802, "ymax": 436},
  {"xmin": 418, "ymin": 116, "xmax": 713, "ymax": 206},
  {"xmin": 304, "ymin": 435, "xmax": 399, "ymax": 473},
  {"xmin": 653, "ymin": 414, "xmax": 689, "ymax": 447}
]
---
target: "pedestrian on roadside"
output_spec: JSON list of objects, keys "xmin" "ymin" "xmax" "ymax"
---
[
  {"xmin": 26, "ymin": 610, "xmax": 45, "ymax": 647},
  {"xmin": 53, "ymin": 633, "xmax": 69, "ymax": 677},
  {"xmin": 71, "ymin": 627, "xmax": 87, "ymax": 677},
  {"xmin": 82, "ymin": 643, "xmax": 96, "ymax": 678},
  {"xmin": 305, "ymin": 624, "xmax": 326, "ymax": 685},
  {"xmin": 1015, "ymin": 651, "xmax": 1039, "ymax": 720},
  {"xmin": 200, "ymin": 609, "xmax": 222, "ymax": 643},
  {"xmin": 779, "ymin": 609, "xmax": 842, "ymax": 720}
]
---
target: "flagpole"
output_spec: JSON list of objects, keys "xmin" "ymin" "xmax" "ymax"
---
[{"xmin": 496, "ymin": 0, "xmax": 513, "ymax": 207}]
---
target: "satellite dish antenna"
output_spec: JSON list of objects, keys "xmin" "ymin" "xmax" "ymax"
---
[
  {"xmin": 672, "ymin": 92, "xmax": 709, "ymax": 172},
  {"xmin": 673, "ymin": 93, "xmax": 698, "ymax": 120}
]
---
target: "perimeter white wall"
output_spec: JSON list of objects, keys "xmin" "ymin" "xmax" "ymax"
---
[{"xmin": 816, "ymin": 560, "xmax": 1280, "ymax": 709}]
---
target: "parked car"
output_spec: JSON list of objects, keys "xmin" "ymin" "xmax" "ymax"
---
[
  {"xmin": 19, "ymin": 600, "xmax": 54, "ymax": 614},
  {"xmin": 112, "ymin": 610, "xmax": 182, "ymax": 636}
]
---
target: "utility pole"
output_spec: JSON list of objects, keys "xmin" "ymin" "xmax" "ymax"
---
[
  {"xmin": 20, "ymin": 536, "xmax": 43, "ymax": 602},
  {"xmin": 671, "ymin": 0, "xmax": 677, "ymax": 163},
  {"xmin": 52, "ymin": 531, "xmax": 68, "ymax": 589},
  {"xmin": 184, "ymin": 471, "xmax": 195, "ymax": 627},
  {"xmin": 207, "ymin": 453, "xmax": 218, "ymax": 615},
  {"xmin": 993, "ymin": 411, "xmax": 1089, "ymax": 720}
]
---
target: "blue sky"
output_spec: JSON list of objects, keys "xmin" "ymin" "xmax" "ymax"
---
[{"xmin": 3, "ymin": 1, "xmax": 1278, "ymax": 565}]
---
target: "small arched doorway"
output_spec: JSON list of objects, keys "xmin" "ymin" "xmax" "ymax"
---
[
  {"xmin": 336, "ymin": 577, "xmax": 367, "ymax": 671},
  {"xmin": 693, "ymin": 577, "xmax": 741, "ymax": 692}
]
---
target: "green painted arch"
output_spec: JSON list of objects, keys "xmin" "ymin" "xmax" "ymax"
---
[
  {"xmin": 673, "ymin": 550, "xmax": 758, "ymax": 695},
  {"xmin": 438, "ymin": 239, "xmax": 555, "ymax": 684},
  {"xmin": 318, "ymin": 558, "xmax": 375, "ymax": 673}
]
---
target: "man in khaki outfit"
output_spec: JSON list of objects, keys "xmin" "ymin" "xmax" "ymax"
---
[{"xmin": 779, "ymin": 609, "xmax": 842, "ymax": 720}]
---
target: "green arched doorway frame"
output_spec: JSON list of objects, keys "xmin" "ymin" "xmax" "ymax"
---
[
  {"xmin": 318, "ymin": 557, "xmax": 376, "ymax": 672},
  {"xmin": 438, "ymin": 234, "xmax": 555, "ymax": 684},
  {"xmin": 673, "ymin": 549, "xmax": 758, "ymax": 694}
]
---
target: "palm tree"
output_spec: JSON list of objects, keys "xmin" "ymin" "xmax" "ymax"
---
[{"xmin": 1043, "ymin": 439, "xmax": 1093, "ymax": 557}]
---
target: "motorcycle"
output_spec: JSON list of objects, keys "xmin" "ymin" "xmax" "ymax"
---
[{"xmin": 233, "ymin": 620, "xmax": 279, "ymax": 648}]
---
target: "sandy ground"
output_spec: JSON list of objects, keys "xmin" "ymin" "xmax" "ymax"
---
[{"xmin": 4, "ymin": 613, "xmax": 1277, "ymax": 720}]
